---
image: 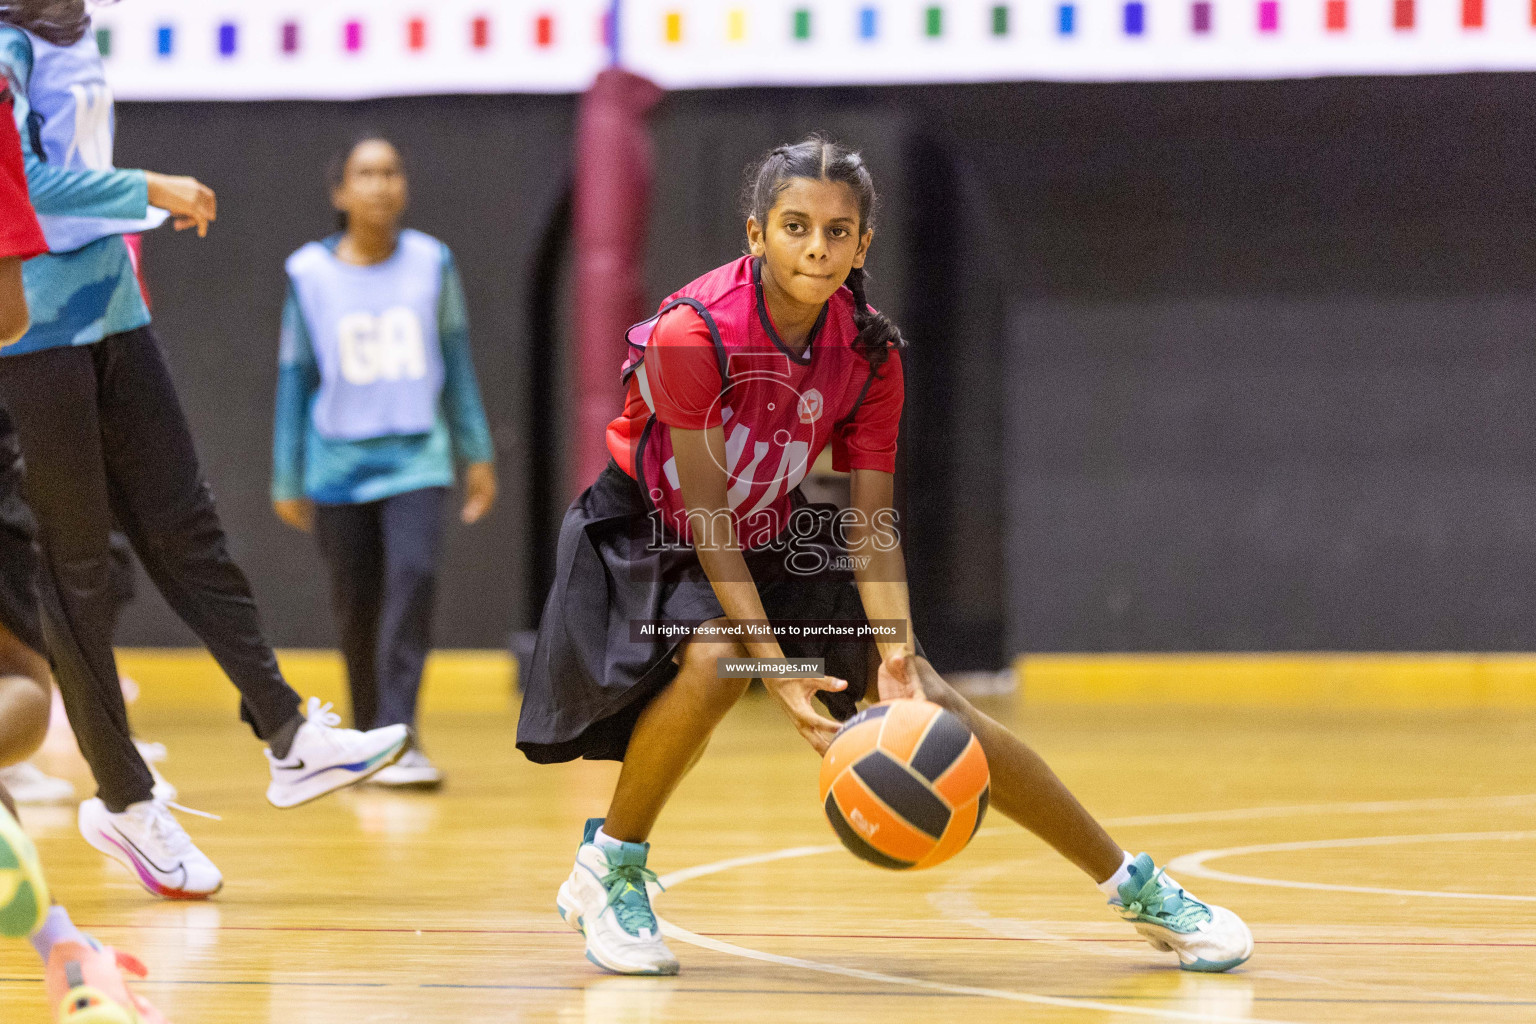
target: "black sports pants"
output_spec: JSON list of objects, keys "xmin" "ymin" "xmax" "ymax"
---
[
  {"xmin": 314, "ymin": 487, "xmax": 445, "ymax": 732},
  {"xmin": 0, "ymin": 327, "xmax": 301, "ymax": 811}
]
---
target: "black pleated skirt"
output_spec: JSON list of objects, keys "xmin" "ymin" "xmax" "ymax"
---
[{"xmin": 516, "ymin": 461, "xmax": 878, "ymax": 764}]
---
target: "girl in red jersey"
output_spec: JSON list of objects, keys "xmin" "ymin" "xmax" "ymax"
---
[{"xmin": 518, "ymin": 136, "xmax": 1253, "ymax": 977}]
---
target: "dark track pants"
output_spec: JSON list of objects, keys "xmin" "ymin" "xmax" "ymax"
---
[
  {"xmin": 0, "ymin": 327, "xmax": 301, "ymax": 811},
  {"xmin": 314, "ymin": 487, "xmax": 446, "ymax": 732}
]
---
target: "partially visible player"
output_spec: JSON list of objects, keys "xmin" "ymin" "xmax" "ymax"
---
[
  {"xmin": 272, "ymin": 138, "xmax": 498, "ymax": 788},
  {"xmin": 0, "ymin": 0, "xmax": 410, "ymax": 902},
  {"xmin": 0, "ymin": 68, "xmax": 169, "ymax": 1024},
  {"xmin": 518, "ymin": 136, "xmax": 1254, "ymax": 977}
]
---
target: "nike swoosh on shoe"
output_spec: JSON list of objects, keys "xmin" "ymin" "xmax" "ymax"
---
[
  {"xmin": 103, "ymin": 831, "xmax": 187, "ymax": 891},
  {"xmin": 109, "ymin": 827, "xmax": 180, "ymax": 876}
]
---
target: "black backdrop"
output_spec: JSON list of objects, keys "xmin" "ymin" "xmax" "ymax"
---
[{"xmin": 111, "ymin": 72, "xmax": 1536, "ymax": 663}]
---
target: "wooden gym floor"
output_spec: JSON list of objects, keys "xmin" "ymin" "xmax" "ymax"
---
[{"xmin": 3, "ymin": 653, "xmax": 1535, "ymax": 1023}]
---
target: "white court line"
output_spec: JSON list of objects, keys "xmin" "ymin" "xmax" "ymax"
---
[
  {"xmin": 656, "ymin": 845, "xmax": 1297, "ymax": 1024},
  {"xmin": 961, "ymin": 791, "xmax": 1536, "ymax": 848},
  {"xmin": 1167, "ymin": 831, "xmax": 1536, "ymax": 902},
  {"xmin": 1099, "ymin": 793, "xmax": 1536, "ymax": 829}
]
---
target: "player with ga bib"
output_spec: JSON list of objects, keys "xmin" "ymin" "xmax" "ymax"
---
[
  {"xmin": 517, "ymin": 135, "xmax": 1254, "ymax": 977},
  {"xmin": 272, "ymin": 138, "xmax": 497, "ymax": 787}
]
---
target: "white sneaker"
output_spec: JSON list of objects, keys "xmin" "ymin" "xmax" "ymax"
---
[
  {"xmin": 0, "ymin": 762, "xmax": 75, "ymax": 804},
  {"xmin": 265, "ymin": 698, "xmax": 408, "ymax": 809},
  {"xmin": 1111, "ymin": 853, "xmax": 1254, "ymax": 972},
  {"xmin": 78, "ymin": 797, "xmax": 223, "ymax": 900},
  {"xmin": 366, "ymin": 748, "xmax": 444, "ymax": 789},
  {"xmin": 556, "ymin": 818, "xmax": 679, "ymax": 975},
  {"xmin": 134, "ymin": 741, "xmax": 178, "ymax": 803}
]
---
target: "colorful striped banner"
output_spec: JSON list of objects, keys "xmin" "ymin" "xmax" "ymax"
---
[{"xmin": 85, "ymin": 0, "xmax": 1536, "ymax": 101}]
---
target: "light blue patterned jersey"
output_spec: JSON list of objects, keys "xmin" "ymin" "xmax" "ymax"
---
[
  {"xmin": 271, "ymin": 235, "xmax": 495, "ymax": 505},
  {"xmin": 0, "ymin": 23, "xmax": 150, "ymax": 356}
]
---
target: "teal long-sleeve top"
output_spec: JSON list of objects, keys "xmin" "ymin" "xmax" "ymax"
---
[
  {"xmin": 271, "ymin": 240, "xmax": 494, "ymax": 505},
  {"xmin": 0, "ymin": 25, "xmax": 151, "ymax": 355}
]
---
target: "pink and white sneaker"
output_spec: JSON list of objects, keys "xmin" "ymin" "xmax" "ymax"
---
[{"xmin": 78, "ymin": 798, "xmax": 221, "ymax": 900}]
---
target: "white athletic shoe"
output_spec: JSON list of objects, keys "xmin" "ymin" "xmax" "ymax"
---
[
  {"xmin": 0, "ymin": 761, "xmax": 76, "ymax": 804},
  {"xmin": 366, "ymin": 748, "xmax": 444, "ymax": 789},
  {"xmin": 264, "ymin": 698, "xmax": 409, "ymax": 809},
  {"xmin": 1111, "ymin": 853, "xmax": 1254, "ymax": 972},
  {"xmin": 556, "ymin": 818, "xmax": 679, "ymax": 976},
  {"xmin": 78, "ymin": 797, "xmax": 223, "ymax": 900},
  {"xmin": 134, "ymin": 740, "xmax": 179, "ymax": 803}
]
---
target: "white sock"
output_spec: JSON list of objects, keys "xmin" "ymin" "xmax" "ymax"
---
[
  {"xmin": 1097, "ymin": 851, "xmax": 1136, "ymax": 899},
  {"xmin": 593, "ymin": 826, "xmax": 627, "ymax": 852},
  {"xmin": 30, "ymin": 904, "xmax": 85, "ymax": 963}
]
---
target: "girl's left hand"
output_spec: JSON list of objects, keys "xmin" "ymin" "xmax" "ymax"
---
[
  {"xmin": 766, "ymin": 675, "xmax": 846, "ymax": 754},
  {"xmin": 876, "ymin": 649, "xmax": 925, "ymax": 702},
  {"xmin": 461, "ymin": 462, "xmax": 497, "ymax": 524}
]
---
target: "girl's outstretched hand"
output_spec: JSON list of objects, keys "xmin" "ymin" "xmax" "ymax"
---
[
  {"xmin": 144, "ymin": 172, "xmax": 217, "ymax": 237},
  {"xmin": 461, "ymin": 462, "xmax": 497, "ymax": 524},
  {"xmin": 766, "ymin": 675, "xmax": 846, "ymax": 754},
  {"xmin": 877, "ymin": 649, "xmax": 924, "ymax": 702}
]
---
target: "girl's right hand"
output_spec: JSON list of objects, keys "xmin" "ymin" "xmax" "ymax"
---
[
  {"xmin": 144, "ymin": 172, "xmax": 217, "ymax": 237},
  {"xmin": 765, "ymin": 675, "xmax": 846, "ymax": 754},
  {"xmin": 272, "ymin": 498, "xmax": 314, "ymax": 533}
]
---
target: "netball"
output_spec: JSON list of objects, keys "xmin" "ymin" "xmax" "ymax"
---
[
  {"xmin": 820, "ymin": 699, "xmax": 990, "ymax": 870},
  {"xmin": 0, "ymin": 811, "xmax": 46, "ymax": 940}
]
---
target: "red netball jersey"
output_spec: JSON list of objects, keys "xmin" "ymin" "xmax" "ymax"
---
[
  {"xmin": 607, "ymin": 256, "xmax": 902, "ymax": 547},
  {"xmin": 0, "ymin": 85, "xmax": 46, "ymax": 262}
]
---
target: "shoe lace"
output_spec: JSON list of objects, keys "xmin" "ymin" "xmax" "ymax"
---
[
  {"xmin": 144, "ymin": 802, "xmax": 196, "ymax": 858},
  {"xmin": 1122, "ymin": 868, "xmax": 1212, "ymax": 930},
  {"xmin": 304, "ymin": 697, "xmax": 342, "ymax": 730},
  {"xmin": 166, "ymin": 801, "xmax": 220, "ymax": 821},
  {"xmin": 601, "ymin": 863, "xmax": 664, "ymax": 937}
]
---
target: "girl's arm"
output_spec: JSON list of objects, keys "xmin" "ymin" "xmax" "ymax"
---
[
  {"xmin": 271, "ymin": 286, "xmax": 319, "ymax": 531},
  {"xmin": 849, "ymin": 467, "xmax": 933, "ymax": 703},
  {"xmin": 671, "ymin": 425, "xmax": 845, "ymax": 751},
  {"xmin": 437, "ymin": 250, "xmax": 496, "ymax": 523},
  {"xmin": 848, "ymin": 468, "xmax": 916, "ymax": 665},
  {"xmin": 0, "ymin": 41, "xmax": 212, "ymax": 232}
]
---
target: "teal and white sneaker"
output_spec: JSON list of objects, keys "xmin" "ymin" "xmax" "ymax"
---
[
  {"xmin": 1112, "ymin": 853, "xmax": 1253, "ymax": 972},
  {"xmin": 556, "ymin": 818, "xmax": 679, "ymax": 976}
]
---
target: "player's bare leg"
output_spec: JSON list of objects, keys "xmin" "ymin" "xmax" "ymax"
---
[
  {"xmin": 893, "ymin": 652, "xmax": 1254, "ymax": 972},
  {"xmin": 887, "ymin": 653, "xmax": 1123, "ymax": 880},
  {"xmin": 556, "ymin": 621, "xmax": 750, "ymax": 976},
  {"xmin": 603, "ymin": 623, "xmax": 750, "ymax": 843}
]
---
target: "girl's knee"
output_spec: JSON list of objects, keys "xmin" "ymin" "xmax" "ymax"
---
[
  {"xmin": 677, "ymin": 639, "xmax": 751, "ymax": 705},
  {"xmin": 0, "ymin": 628, "xmax": 49, "ymax": 693},
  {"xmin": 0, "ymin": 672, "xmax": 51, "ymax": 765}
]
